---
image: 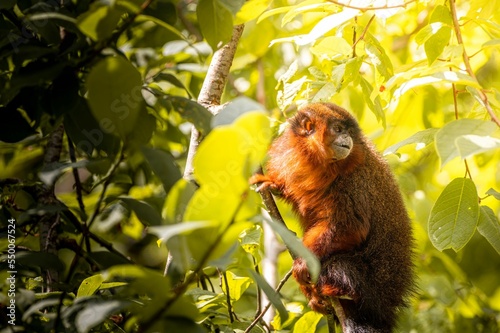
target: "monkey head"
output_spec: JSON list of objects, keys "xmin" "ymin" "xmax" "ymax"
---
[{"xmin": 288, "ymin": 103, "xmax": 364, "ymax": 167}]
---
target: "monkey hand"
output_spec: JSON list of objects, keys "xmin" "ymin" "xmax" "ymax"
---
[
  {"xmin": 249, "ymin": 174, "xmax": 281, "ymax": 194},
  {"xmin": 292, "ymin": 257, "xmax": 312, "ymax": 285}
]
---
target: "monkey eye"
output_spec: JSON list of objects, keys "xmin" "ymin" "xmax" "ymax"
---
[{"xmin": 333, "ymin": 125, "xmax": 343, "ymax": 133}]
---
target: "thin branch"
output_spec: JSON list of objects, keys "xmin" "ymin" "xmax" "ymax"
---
[
  {"xmin": 221, "ymin": 270, "xmax": 235, "ymax": 323},
  {"xmin": 169, "ymin": 24, "xmax": 245, "ymax": 277},
  {"xmin": 67, "ymin": 136, "xmax": 87, "ymax": 222},
  {"xmin": 183, "ymin": 24, "xmax": 245, "ymax": 181},
  {"xmin": 255, "ymin": 182, "xmax": 346, "ymax": 332},
  {"xmin": 327, "ymin": 0, "xmax": 417, "ymax": 11},
  {"xmin": 449, "ymin": 0, "xmax": 500, "ymax": 127},
  {"xmin": 352, "ymin": 14, "xmax": 376, "ymax": 56},
  {"xmin": 244, "ymin": 269, "xmax": 293, "ymax": 333}
]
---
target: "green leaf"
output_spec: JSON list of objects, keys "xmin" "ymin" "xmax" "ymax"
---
[
  {"xmin": 455, "ymin": 134, "xmax": 500, "ymax": 159},
  {"xmin": 313, "ymin": 81, "xmax": 338, "ymax": 103},
  {"xmin": 222, "ymin": 271, "xmax": 253, "ymax": 301},
  {"xmin": 294, "ymin": 8, "xmax": 359, "ymax": 45},
  {"xmin": 77, "ymin": 3, "xmax": 124, "ymax": 41},
  {"xmin": 197, "ymin": 0, "xmax": 234, "ymax": 50},
  {"xmin": 119, "ymin": 197, "xmax": 162, "ymax": 226},
  {"xmin": 435, "ymin": 119, "xmax": 497, "ymax": 167},
  {"xmin": 141, "ymin": 147, "xmax": 182, "ymax": 193},
  {"xmin": 75, "ymin": 299, "xmax": 129, "ymax": 333},
  {"xmin": 235, "ymin": 0, "xmax": 269, "ymax": 24},
  {"xmin": 77, "ymin": 274, "xmax": 105, "ymax": 298},
  {"xmin": 430, "ymin": 5, "xmax": 452, "ymax": 25},
  {"xmin": 16, "ymin": 251, "xmax": 65, "ymax": 271},
  {"xmin": 292, "ymin": 311, "xmax": 323, "ymax": 333},
  {"xmin": 360, "ymin": 76, "xmax": 386, "ymax": 127},
  {"xmin": 478, "ymin": 206, "xmax": 500, "ymax": 255},
  {"xmin": 212, "ymin": 96, "xmax": 265, "ymax": 127},
  {"xmin": 149, "ymin": 221, "xmax": 219, "ymax": 243},
  {"xmin": 486, "ymin": 188, "xmax": 500, "ymax": 200},
  {"xmin": 161, "ymin": 96, "xmax": 213, "ymax": 136},
  {"xmin": 343, "ymin": 57, "xmax": 363, "ymax": 87},
  {"xmin": 64, "ymin": 99, "xmax": 121, "ymax": 156},
  {"xmin": 364, "ymin": 33, "xmax": 394, "ymax": 80},
  {"xmin": 424, "ymin": 23, "xmax": 452, "ymax": 64},
  {"xmin": 247, "ymin": 269, "xmax": 289, "ymax": 323},
  {"xmin": 428, "ymin": 178, "xmax": 479, "ymax": 252},
  {"xmin": 239, "ymin": 225, "xmax": 262, "ymax": 259},
  {"xmin": 383, "ymin": 128, "xmax": 438, "ymax": 156},
  {"xmin": 136, "ymin": 15, "xmax": 186, "ymax": 40},
  {"xmin": 310, "ymin": 36, "xmax": 351, "ymax": 60},
  {"xmin": 265, "ymin": 218, "xmax": 320, "ymax": 283},
  {"xmin": 86, "ymin": 56, "xmax": 143, "ymax": 138},
  {"xmin": 393, "ymin": 71, "xmax": 480, "ymax": 101},
  {"xmin": 162, "ymin": 179, "xmax": 197, "ymax": 224}
]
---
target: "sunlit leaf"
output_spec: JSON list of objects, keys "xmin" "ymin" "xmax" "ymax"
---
[
  {"xmin": 149, "ymin": 221, "xmax": 219, "ymax": 243},
  {"xmin": 384, "ymin": 128, "xmax": 438, "ymax": 156},
  {"xmin": 292, "ymin": 310, "xmax": 322, "ymax": 333},
  {"xmin": 77, "ymin": 3, "xmax": 124, "ymax": 41},
  {"xmin": 235, "ymin": 0, "xmax": 269, "ymax": 24},
  {"xmin": 364, "ymin": 33, "xmax": 393, "ymax": 80},
  {"xmin": 486, "ymin": 188, "xmax": 500, "ymax": 200},
  {"xmin": 428, "ymin": 178, "xmax": 479, "ymax": 252},
  {"xmin": 76, "ymin": 274, "xmax": 105, "ymax": 298},
  {"xmin": 455, "ymin": 134, "xmax": 500, "ymax": 159},
  {"xmin": 435, "ymin": 119, "xmax": 496, "ymax": 167},
  {"xmin": 478, "ymin": 206, "xmax": 500, "ymax": 255},
  {"xmin": 310, "ymin": 36, "xmax": 351, "ymax": 60},
  {"xmin": 294, "ymin": 8, "xmax": 359, "ymax": 45},
  {"xmin": 222, "ymin": 271, "xmax": 253, "ymax": 301}
]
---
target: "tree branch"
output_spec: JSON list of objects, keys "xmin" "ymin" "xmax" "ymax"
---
[
  {"xmin": 254, "ymin": 183, "xmax": 346, "ymax": 332},
  {"xmin": 327, "ymin": 0, "xmax": 417, "ymax": 11},
  {"xmin": 167, "ymin": 24, "xmax": 245, "ymax": 276},
  {"xmin": 449, "ymin": 0, "xmax": 500, "ymax": 127}
]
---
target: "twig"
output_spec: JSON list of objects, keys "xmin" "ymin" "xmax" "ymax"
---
[
  {"xmin": 67, "ymin": 136, "xmax": 87, "ymax": 222},
  {"xmin": 352, "ymin": 14, "xmax": 375, "ymax": 56},
  {"xmin": 221, "ymin": 271, "xmax": 235, "ymax": 323},
  {"xmin": 449, "ymin": 0, "xmax": 500, "ymax": 127},
  {"xmin": 244, "ymin": 269, "xmax": 293, "ymax": 333},
  {"xmin": 327, "ymin": 0, "xmax": 417, "ymax": 11}
]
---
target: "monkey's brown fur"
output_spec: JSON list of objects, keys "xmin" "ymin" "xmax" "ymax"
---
[{"xmin": 252, "ymin": 103, "xmax": 414, "ymax": 332}]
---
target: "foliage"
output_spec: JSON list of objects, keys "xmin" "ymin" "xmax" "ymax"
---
[{"xmin": 0, "ymin": 0, "xmax": 500, "ymax": 332}]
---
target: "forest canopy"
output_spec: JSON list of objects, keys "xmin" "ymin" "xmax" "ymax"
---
[{"xmin": 0, "ymin": 0, "xmax": 500, "ymax": 332}]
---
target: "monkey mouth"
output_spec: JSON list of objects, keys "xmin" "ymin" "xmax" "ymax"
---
[{"xmin": 331, "ymin": 144, "xmax": 352, "ymax": 160}]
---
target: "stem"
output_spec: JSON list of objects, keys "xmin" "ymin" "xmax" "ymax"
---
[
  {"xmin": 352, "ymin": 14, "xmax": 375, "ymax": 57},
  {"xmin": 327, "ymin": 0, "xmax": 417, "ymax": 11},
  {"xmin": 222, "ymin": 271, "xmax": 235, "ymax": 323},
  {"xmin": 244, "ymin": 269, "xmax": 293, "ymax": 333},
  {"xmin": 449, "ymin": 0, "xmax": 500, "ymax": 127}
]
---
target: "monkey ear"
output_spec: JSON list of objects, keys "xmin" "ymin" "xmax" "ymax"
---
[{"xmin": 290, "ymin": 112, "xmax": 314, "ymax": 136}]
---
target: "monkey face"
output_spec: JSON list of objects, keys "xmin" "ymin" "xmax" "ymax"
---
[{"xmin": 289, "ymin": 103, "xmax": 361, "ymax": 163}]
